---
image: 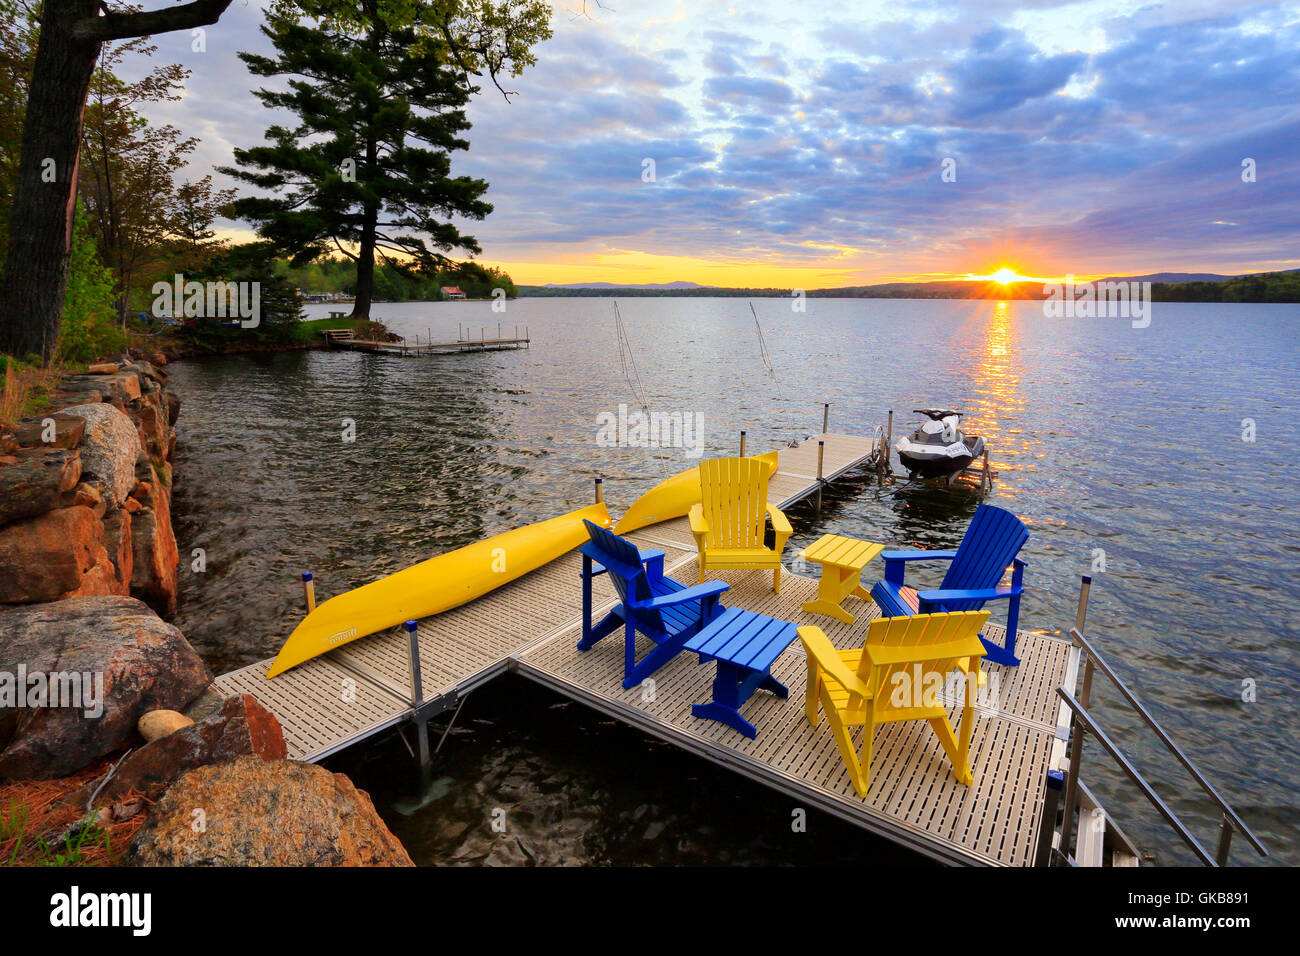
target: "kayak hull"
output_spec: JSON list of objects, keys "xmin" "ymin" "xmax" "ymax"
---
[
  {"xmin": 266, "ymin": 502, "xmax": 612, "ymax": 678},
  {"xmin": 612, "ymin": 451, "xmax": 779, "ymax": 534}
]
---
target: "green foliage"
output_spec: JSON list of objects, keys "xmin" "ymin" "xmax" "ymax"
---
[
  {"xmin": 273, "ymin": 256, "xmax": 516, "ymax": 300},
  {"xmin": 221, "ymin": 3, "xmax": 546, "ymax": 314},
  {"xmin": 56, "ymin": 204, "xmax": 122, "ymax": 363},
  {"xmin": 1152, "ymin": 270, "xmax": 1300, "ymax": 303},
  {"xmin": 269, "ymin": 0, "xmax": 553, "ymax": 98}
]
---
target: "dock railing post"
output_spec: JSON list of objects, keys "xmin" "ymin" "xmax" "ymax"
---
[
  {"xmin": 594, "ymin": 477, "xmax": 603, "ymax": 504},
  {"xmin": 1034, "ymin": 769, "xmax": 1065, "ymax": 866},
  {"xmin": 739, "ymin": 430, "xmax": 746, "ymax": 457},
  {"xmin": 301, "ymin": 571, "xmax": 315, "ymax": 613},
  {"xmin": 1059, "ymin": 576, "xmax": 1095, "ymax": 863},
  {"xmin": 822, "ymin": 403, "xmax": 830, "ymax": 434},
  {"xmin": 405, "ymin": 619, "xmax": 432, "ymax": 795}
]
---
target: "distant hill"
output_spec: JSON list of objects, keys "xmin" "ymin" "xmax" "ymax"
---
[
  {"xmin": 517, "ymin": 269, "xmax": 1300, "ymax": 303},
  {"xmin": 540, "ymin": 280, "xmax": 704, "ymax": 289}
]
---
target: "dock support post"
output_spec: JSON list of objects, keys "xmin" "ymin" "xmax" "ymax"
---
[
  {"xmin": 301, "ymin": 572, "xmax": 315, "ymax": 613},
  {"xmin": 1074, "ymin": 574, "xmax": 1092, "ymax": 635},
  {"xmin": 594, "ymin": 477, "xmax": 603, "ymax": 504},
  {"xmin": 739, "ymin": 430, "xmax": 746, "ymax": 457},
  {"xmin": 887, "ymin": 409, "xmax": 893, "ymax": 449},
  {"xmin": 822, "ymin": 403, "xmax": 829, "ymax": 434},
  {"xmin": 816, "ymin": 440, "xmax": 825, "ymax": 512},
  {"xmin": 982, "ymin": 449, "xmax": 991, "ymax": 491},
  {"xmin": 404, "ymin": 619, "xmax": 431, "ymax": 795}
]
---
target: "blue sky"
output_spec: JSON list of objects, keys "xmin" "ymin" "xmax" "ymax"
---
[{"xmin": 128, "ymin": 0, "xmax": 1300, "ymax": 285}]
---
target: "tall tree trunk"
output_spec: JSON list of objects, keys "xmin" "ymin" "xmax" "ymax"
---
[
  {"xmin": 0, "ymin": 0, "xmax": 100, "ymax": 362},
  {"xmin": 351, "ymin": 217, "xmax": 376, "ymax": 321},
  {"xmin": 350, "ymin": 131, "xmax": 380, "ymax": 321},
  {"xmin": 0, "ymin": 0, "xmax": 234, "ymax": 363}
]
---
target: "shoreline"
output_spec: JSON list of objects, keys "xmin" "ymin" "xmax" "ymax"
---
[{"xmin": 0, "ymin": 356, "xmax": 412, "ymax": 866}]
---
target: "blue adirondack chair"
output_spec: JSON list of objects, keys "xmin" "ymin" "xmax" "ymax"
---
[
  {"xmin": 579, "ymin": 520, "xmax": 729, "ymax": 689},
  {"xmin": 869, "ymin": 504, "xmax": 1029, "ymax": 666}
]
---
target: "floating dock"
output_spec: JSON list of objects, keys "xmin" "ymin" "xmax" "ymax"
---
[{"xmin": 211, "ymin": 430, "xmax": 1080, "ymax": 866}]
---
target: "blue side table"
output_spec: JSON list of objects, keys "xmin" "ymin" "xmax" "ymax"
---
[{"xmin": 685, "ymin": 607, "xmax": 799, "ymax": 739}]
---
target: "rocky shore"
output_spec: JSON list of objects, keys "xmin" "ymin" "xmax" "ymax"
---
[{"xmin": 0, "ymin": 356, "xmax": 411, "ymax": 866}]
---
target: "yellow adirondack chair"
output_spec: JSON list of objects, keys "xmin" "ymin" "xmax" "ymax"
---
[
  {"xmin": 797, "ymin": 610, "xmax": 990, "ymax": 797},
  {"xmin": 688, "ymin": 456, "xmax": 792, "ymax": 593}
]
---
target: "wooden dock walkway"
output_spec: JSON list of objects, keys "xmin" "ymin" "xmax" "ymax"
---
[{"xmin": 210, "ymin": 431, "xmax": 1077, "ymax": 865}]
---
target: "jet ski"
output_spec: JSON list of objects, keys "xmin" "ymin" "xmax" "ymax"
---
[{"xmin": 896, "ymin": 408, "xmax": 985, "ymax": 480}]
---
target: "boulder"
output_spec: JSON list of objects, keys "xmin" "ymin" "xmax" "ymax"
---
[
  {"xmin": 58, "ymin": 371, "xmax": 141, "ymax": 405},
  {"xmin": 101, "ymin": 695, "xmax": 286, "ymax": 803},
  {"xmin": 0, "ymin": 506, "xmax": 105, "ymax": 602},
  {"xmin": 101, "ymin": 507, "xmax": 133, "ymax": 590},
  {"xmin": 11, "ymin": 413, "xmax": 85, "ymax": 451},
  {"xmin": 138, "ymin": 710, "xmax": 193, "ymax": 741},
  {"xmin": 0, "ymin": 448, "xmax": 81, "ymax": 526},
  {"xmin": 129, "ymin": 479, "xmax": 178, "ymax": 618},
  {"xmin": 62, "ymin": 402, "xmax": 141, "ymax": 507},
  {"xmin": 126, "ymin": 757, "xmax": 413, "ymax": 867},
  {"xmin": 0, "ymin": 596, "xmax": 212, "ymax": 780},
  {"xmin": 165, "ymin": 392, "xmax": 180, "ymax": 428}
]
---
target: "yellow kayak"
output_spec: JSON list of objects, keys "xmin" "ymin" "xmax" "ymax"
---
[
  {"xmin": 613, "ymin": 451, "xmax": 779, "ymax": 534},
  {"xmin": 266, "ymin": 502, "xmax": 611, "ymax": 678}
]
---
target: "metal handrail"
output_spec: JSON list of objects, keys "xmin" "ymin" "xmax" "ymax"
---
[
  {"xmin": 1056, "ymin": 575, "xmax": 1269, "ymax": 865},
  {"xmin": 1057, "ymin": 688, "xmax": 1216, "ymax": 865}
]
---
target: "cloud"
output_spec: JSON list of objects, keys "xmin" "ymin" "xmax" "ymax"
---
[{"xmin": 119, "ymin": 0, "xmax": 1300, "ymax": 281}]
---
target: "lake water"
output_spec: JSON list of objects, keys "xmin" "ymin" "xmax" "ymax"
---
[{"xmin": 167, "ymin": 297, "xmax": 1299, "ymax": 866}]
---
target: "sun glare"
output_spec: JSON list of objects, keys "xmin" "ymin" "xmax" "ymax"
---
[{"xmin": 991, "ymin": 267, "xmax": 1020, "ymax": 284}]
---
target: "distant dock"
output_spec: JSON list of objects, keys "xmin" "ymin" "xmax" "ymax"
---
[{"xmin": 321, "ymin": 323, "xmax": 530, "ymax": 356}]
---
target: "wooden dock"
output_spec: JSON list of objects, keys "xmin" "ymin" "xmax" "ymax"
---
[
  {"xmin": 322, "ymin": 327, "xmax": 529, "ymax": 356},
  {"xmin": 210, "ymin": 431, "xmax": 1078, "ymax": 866}
]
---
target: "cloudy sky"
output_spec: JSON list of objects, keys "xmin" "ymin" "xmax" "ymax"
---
[{"xmin": 126, "ymin": 0, "xmax": 1300, "ymax": 286}]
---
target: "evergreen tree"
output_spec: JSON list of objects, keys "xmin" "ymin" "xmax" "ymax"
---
[{"xmin": 222, "ymin": 9, "xmax": 494, "ymax": 319}]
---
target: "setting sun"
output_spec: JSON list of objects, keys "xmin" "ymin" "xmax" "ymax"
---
[{"xmin": 991, "ymin": 267, "xmax": 1019, "ymax": 284}]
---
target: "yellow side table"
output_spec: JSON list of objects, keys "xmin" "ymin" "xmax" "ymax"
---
[{"xmin": 799, "ymin": 534, "xmax": 885, "ymax": 625}]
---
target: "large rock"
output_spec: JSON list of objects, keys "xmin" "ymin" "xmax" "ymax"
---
[
  {"xmin": 0, "ymin": 596, "xmax": 212, "ymax": 780},
  {"xmin": 0, "ymin": 448, "xmax": 81, "ymax": 526},
  {"xmin": 129, "ymin": 476, "xmax": 178, "ymax": 618},
  {"xmin": 62, "ymin": 403, "xmax": 141, "ymax": 507},
  {"xmin": 11, "ymin": 412, "xmax": 85, "ymax": 451},
  {"xmin": 126, "ymin": 757, "xmax": 413, "ymax": 867},
  {"xmin": 130, "ymin": 391, "xmax": 171, "ymax": 463},
  {"xmin": 0, "ymin": 506, "xmax": 107, "ymax": 602},
  {"xmin": 99, "ymin": 694, "xmax": 286, "ymax": 804}
]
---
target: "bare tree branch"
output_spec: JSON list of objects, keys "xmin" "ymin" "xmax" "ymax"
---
[{"xmin": 73, "ymin": 0, "xmax": 234, "ymax": 42}]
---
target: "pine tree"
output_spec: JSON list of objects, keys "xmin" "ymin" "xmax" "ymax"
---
[{"xmin": 221, "ymin": 10, "xmax": 494, "ymax": 319}]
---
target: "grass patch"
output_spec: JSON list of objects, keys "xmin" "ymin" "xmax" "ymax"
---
[
  {"xmin": 0, "ymin": 356, "xmax": 68, "ymax": 430},
  {"xmin": 0, "ymin": 757, "xmax": 146, "ymax": 867}
]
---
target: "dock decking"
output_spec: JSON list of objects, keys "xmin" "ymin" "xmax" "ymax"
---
[{"xmin": 210, "ymin": 432, "xmax": 1074, "ymax": 865}]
